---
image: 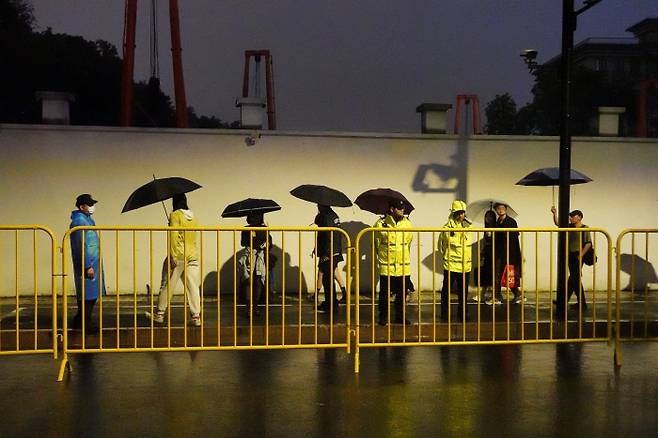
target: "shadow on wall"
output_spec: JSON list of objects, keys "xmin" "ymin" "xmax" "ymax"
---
[
  {"xmin": 412, "ymin": 163, "xmax": 461, "ymax": 194},
  {"xmin": 343, "ymin": 221, "xmax": 374, "ymax": 296},
  {"xmin": 620, "ymin": 253, "xmax": 658, "ymax": 291},
  {"xmin": 202, "ymin": 245, "xmax": 308, "ymax": 297}
]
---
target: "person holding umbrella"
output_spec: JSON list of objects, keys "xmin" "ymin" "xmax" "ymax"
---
[
  {"xmin": 152, "ymin": 193, "xmax": 201, "ymax": 326},
  {"xmin": 438, "ymin": 200, "xmax": 472, "ymax": 321},
  {"xmin": 69, "ymin": 193, "xmax": 105, "ymax": 331},
  {"xmin": 314, "ymin": 204, "xmax": 346, "ymax": 314},
  {"xmin": 374, "ymin": 199, "xmax": 414, "ymax": 325},
  {"xmin": 489, "ymin": 202, "xmax": 524, "ymax": 305},
  {"xmin": 551, "ymin": 207, "xmax": 591, "ymax": 311},
  {"xmin": 238, "ymin": 211, "xmax": 276, "ymax": 317}
]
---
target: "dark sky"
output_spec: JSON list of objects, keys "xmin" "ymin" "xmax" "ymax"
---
[{"xmin": 29, "ymin": 0, "xmax": 658, "ymax": 132}]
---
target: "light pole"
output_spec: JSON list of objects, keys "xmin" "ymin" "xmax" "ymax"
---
[{"xmin": 556, "ymin": 0, "xmax": 603, "ymax": 316}]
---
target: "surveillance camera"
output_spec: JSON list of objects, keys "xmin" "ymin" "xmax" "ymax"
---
[{"xmin": 521, "ymin": 49, "xmax": 538, "ymax": 60}]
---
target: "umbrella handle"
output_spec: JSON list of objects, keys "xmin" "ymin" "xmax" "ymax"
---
[{"xmin": 153, "ymin": 174, "xmax": 169, "ymax": 221}]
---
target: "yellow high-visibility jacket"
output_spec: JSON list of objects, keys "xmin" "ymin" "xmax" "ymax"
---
[
  {"xmin": 374, "ymin": 214, "xmax": 413, "ymax": 276},
  {"xmin": 438, "ymin": 202, "xmax": 472, "ymax": 273},
  {"xmin": 169, "ymin": 209, "xmax": 199, "ymax": 262}
]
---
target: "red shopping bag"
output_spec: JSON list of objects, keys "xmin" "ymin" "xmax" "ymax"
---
[{"xmin": 500, "ymin": 264, "xmax": 517, "ymax": 288}]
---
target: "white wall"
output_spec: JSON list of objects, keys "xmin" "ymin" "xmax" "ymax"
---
[{"xmin": 1, "ymin": 124, "xmax": 657, "ymax": 296}]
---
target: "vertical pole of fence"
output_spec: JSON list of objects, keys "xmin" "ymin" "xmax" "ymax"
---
[
  {"xmin": 432, "ymin": 232, "xmax": 437, "ymax": 342},
  {"xmin": 133, "ymin": 231, "xmax": 137, "ymax": 348},
  {"xmin": 592, "ymin": 234, "xmax": 597, "ymax": 337},
  {"xmin": 216, "ymin": 230, "xmax": 221, "ymax": 347},
  {"xmin": 416, "ymin": 231, "xmax": 421, "ymax": 342},
  {"xmin": 535, "ymin": 232, "xmax": 539, "ymax": 340},
  {"xmin": 614, "ymin": 232, "xmax": 621, "ymax": 367},
  {"xmin": 281, "ymin": 231, "xmax": 286, "ymax": 346},
  {"xmin": 298, "ymin": 231, "xmax": 303, "ymax": 345},
  {"xmin": 200, "ymin": 231, "xmax": 205, "ymax": 347},
  {"xmin": 371, "ymin": 231, "xmax": 376, "ymax": 340},
  {"xmin": 549, "ymin": 231, "xmax": 554, "ymax": 339},
  {"xmin": 81, "ymin": 230, "xmax": 86, "ymax": 349},
  {"xmin": 58, "ymin": 233, "xmax": 70, "ymax": 381},
  {"xmin": 630, "ymin": 233, "xmax": 636, "ymax": 339},
  {"xmin": 476, "ymin": 231, "xmax": 481, "ymax": 342},
  {"xmin": 520, "ymin": 232, "xmax": 525, "ymax": 340},
  {"xmin": 354, "ymin": 232, "xmax": 361, "ymax": 374},
  {"xmin": 233, "ymin": 231, "xmax": 237, "ymax": 347},
  {"xmin": 150, "ymin": 231, "xmax": 155, "ymax": 347},
  {"xmin": 14, "ymin": 231, "xmax": 20, "ymax": 351},
  {"xmin": 644, "ymin": 232, "xmax": 649, "ymax": 337},
  {"xmin": 115, "ymin": 231, "xmax": 120, "ymax": 349},
  {"xmin": 33, "ymin": 230, "xmax": 38, "ymax": 351},
  {"xmin": 98, "ymin": 231, "xmax": 104, "ymax": 350}
]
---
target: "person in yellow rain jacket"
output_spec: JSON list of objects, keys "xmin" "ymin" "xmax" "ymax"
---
[
  {"xmin": 152, "ymin": 193, "xmax": 201, "ymax": 326},
  {"xmin": 438, "ymin": 200, "xmax": 472, "ymax": 321},
  {"xmin": 374, "ymin": 199, "xmax": 414, "ymax": 325}
]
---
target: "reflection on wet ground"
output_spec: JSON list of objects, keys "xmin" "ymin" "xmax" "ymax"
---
[{"xmin": 1, "ymin": 343, "xmax": 656, "ymax": 437}]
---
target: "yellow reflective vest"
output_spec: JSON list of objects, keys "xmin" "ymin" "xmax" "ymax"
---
[
  {"xmin": 438, "ymin": 216, "xmax": 472, "ymax": 273},
  {"xmin": 374, "ymin": 214, "xmax": 413, "ymax": 276}
]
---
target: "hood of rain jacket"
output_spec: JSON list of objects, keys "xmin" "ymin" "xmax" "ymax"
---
[{"xmin": 439, "ymin": 200, "xmax": 472, "ymax": 272}]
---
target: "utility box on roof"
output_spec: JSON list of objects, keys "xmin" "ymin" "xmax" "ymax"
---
[{"xmin": 236, "ymin": 97, "xmax": 266, "ymax": 130}]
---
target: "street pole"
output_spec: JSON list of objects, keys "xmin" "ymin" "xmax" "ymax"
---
[
  {"xmin": 556, "ymin": 0, "xmax": 575, "ymax": 316},
  {"xmin": 557, "ymin": 0, "xmax": 603, "ymax": 317}
]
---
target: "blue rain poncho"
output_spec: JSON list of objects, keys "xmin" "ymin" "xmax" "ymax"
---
[{"xmin": 69, "ymin": 210, "xmax": 106, "ymax": 300}]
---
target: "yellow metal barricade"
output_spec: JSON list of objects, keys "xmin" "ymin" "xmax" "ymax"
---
[
  {"xmin": 0, "ymin": 226, "xmax": 57, "ymax": 357},
  {"xmin": 615, "ymin": 229, "xmax": 658, "ymax": 350},
  {"xmin": 58, "ymin": 226, "xmax": 351, "ymax": 381},
  {"xmin": 353, "ymin": 227, "xmax": 614, "ymax": 372}
]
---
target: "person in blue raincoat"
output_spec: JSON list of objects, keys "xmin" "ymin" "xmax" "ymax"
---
[{"xmin": 69, "ymin": 193, "xmax": 105, "ymax": 330}]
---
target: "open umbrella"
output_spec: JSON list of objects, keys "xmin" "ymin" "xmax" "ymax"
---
[
  {"xmin": 122, "ymin": 176, "xmax": 202, "ymax": 213},
  {"xmin": 516, "ymin": 168, "xmax": 592, "ymax": 186},
  {"xmin": 466, "ymin": 199, "xmax": 517, "ymax": 223},
  {"xmin": 290, "ymin": 184, "xmax": 352, "ymax": 207},
  {"xmin": 516, "ymin": 167, "xmax": 592, "ymax": 205},
  {"xmin": 221, "ymin": 198, "xmax": 281, "ymax": 218},
  {"xmin": 354, "ymin": 188, "xmax": 414, "ymax": 215}
]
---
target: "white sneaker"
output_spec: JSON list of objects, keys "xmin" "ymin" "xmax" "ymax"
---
[
  {"xmin": 485, "ymin": 298, "xmax": 502, "ymax": 305},
  {"xmin": 150, "ymin": 310, "xmax": 165, "ymax": 323},
  {"xmin": 472, "ymin": 295, "xmax": 481, "ymax": 302},
  {"xmin": 191, "ymin": 314, "xmax": 201, "ymax": 327},
  {"xmin": 513, "ymin": 296, "xmax": 527, "ymax": 304}
]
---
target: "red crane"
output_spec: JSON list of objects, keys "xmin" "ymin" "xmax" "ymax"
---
[{"xmin": 120, "ymin": 0, "xmax": 189, "ymax": 128}]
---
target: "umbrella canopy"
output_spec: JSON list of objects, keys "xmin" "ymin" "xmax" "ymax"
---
[
  {"xmin": 122, "ymin": 177, "xmax": 202, "ymax": 213},
  {"xmin": 290, "ymin": 184, "xmax": 352, "ymax": 207},
  {"xmin": 354, "ymin": 188, "xmax": 414, "ymax": 215},
  {"xmin": 516, "ymin": 168, "xmax": 592, "ymax": 186},
  {"xmin": 466, "ymin": 199, "xmax": 518, "ymax": 223},
  {"xmin": 221, "ymin": 198, "xmax": 281, "ymax": 218}
]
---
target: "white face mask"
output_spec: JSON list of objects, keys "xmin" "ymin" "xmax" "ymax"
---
[{"xmin": 87, "ymin": 205, "xmax": 96, "ymax": 215}]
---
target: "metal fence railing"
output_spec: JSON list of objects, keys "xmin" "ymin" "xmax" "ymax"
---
[
  {"xmin": 0, "ymin": 226, "xmax": 57, "ymax": 357},
  {"xmin": 615, "ymin": 229, "xmax": 658, "ymax": 349},
  {"xmin": 57, "ymin": 226, "xmax": 351, "ymax": 380},
  {"xmin": 352, "ymin": 227, "xmax": 614, "ymax": 372}
]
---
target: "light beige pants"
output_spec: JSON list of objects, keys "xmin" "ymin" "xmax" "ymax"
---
[{"xmin": 157, "ymin": 258, "xmax": 201, "ymax": 316}]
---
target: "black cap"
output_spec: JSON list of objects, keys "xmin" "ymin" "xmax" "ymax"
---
[
  {"xmin": 569, "ymin": 209, "xmax": 583, "ymax": 218},
  {"xmin": 389, "ymin": 199, "xmax": 406, "ymax": 209},
  {"xmin": 76, "ymin": 194, "xmax": 97, "ymax": 207}
]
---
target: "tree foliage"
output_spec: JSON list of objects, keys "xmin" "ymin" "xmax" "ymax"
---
[{"xmin": 484, "ymin": 93, "xmax": 517, "ymax": 134}]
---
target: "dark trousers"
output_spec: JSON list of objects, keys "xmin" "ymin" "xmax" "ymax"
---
[
  {"xmin": 441, "ymin": 272, "xmax": 469, "ymax": 320},
  {"xmin": 378, "ymin": 275, "xmax": 409, "ymax": 323},
  {"xmin": 73, "ymin": 299, "xmax": 97, "ymax": 329},
  {"xmin": 320, "ymin": 256, "xmax": 341, "ymax": 310},
  {"xmin": 567, "ymin": 252, "xmax": 586, "ymax": 306},
  {"xmin": 241, "ymin": 276, "xmax": 264, "ymax": 314}
]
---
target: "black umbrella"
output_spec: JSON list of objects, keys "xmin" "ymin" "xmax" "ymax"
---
[
  {"xmin": 290, "ymin": 184, "xmax": 352, "ymax": 207},
  {"xmin": 122, "ymin": 176, "xmax": 202, "ymax": 213},
  {"xmin": 516, "ymin": 168, "xmax": 592, "ymax": 186},
  {"xmin": 354, "ymin": 188, "xmax": 414, "ymax": 215},
  {"xmin": 221, "ymin": 198, "xmax": 281, "ymax": 218}
]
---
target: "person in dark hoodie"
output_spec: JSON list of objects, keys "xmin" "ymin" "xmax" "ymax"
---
[
  {"xmin": 314, "ymin": 204, "xmax": 345, "ymax": 314},
  {"xmin": 69, "ymin": 193, "xmax": 105, "ymax": 331},
  {"xmin": 151, "ymin": 194, "xmax": 201, "ymax": 326}
]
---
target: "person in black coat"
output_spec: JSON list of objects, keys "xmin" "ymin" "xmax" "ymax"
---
[
  {"xmin": 314, "ymin": 205, "xmax": 345, "ymax": 314},
  {"xmin": 490, "ymin": 203, "xmax": 523, "ymax": 304}
]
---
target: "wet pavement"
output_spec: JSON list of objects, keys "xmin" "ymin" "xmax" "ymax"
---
[{"xmin": 1, "ymin": 342, "xmax": 657, "ymax": 437}]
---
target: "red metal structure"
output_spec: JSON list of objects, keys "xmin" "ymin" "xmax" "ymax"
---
[
  {"xmin": 120, "ymin": 0, "xmax": 189, "ymax": 128},
  {"xmin": 242, "ymin": 50, "xmax": 276, "ymax": 130},
  {"xmin": 453, "ymin": 94, "xmax": 481, "ymax": 135},
  {"xmin": 637, "ymin": 79, "xmax": 658, "ymax": 138}
]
